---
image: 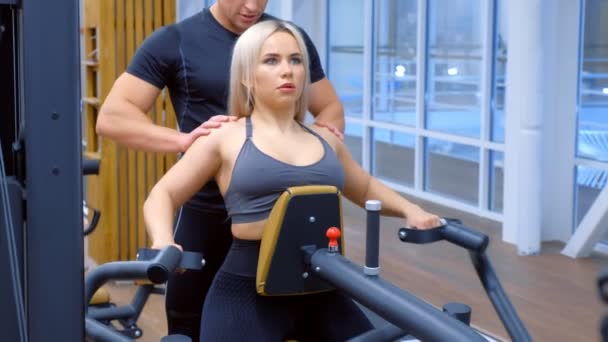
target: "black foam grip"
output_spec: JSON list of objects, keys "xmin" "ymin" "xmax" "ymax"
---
[
  {"xmin": 442, "ymin": 223, "xmax": 489, "ymax": 253},
  {"xmin": 398, "ymin": 227, "xmax": 444, "ymax": 244},
  {"xmin": 137, "ymin": 248, "xmax": 204, "ymax": 271},
  {"xmin": 599, "ymin": 269, "xmax": 608, "ymax": 303},
  {"xmin": 147, "ymin": 246, "xmax": 181, "ymax": 283},
  {"xmin": 82, "ymin": 159, "xmax": 100, "ymax": 175}
]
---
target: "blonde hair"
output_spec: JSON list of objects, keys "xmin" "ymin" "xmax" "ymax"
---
[{"xmin": 228, "ymin": 20, "xmax": 310, "ymax": 122}]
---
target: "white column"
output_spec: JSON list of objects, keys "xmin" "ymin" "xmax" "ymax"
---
[
  {"xmin": 540, "ymin": 0, "xmax": 579, "ymax": 243},
  {"xmin": 503, "ymin": 0, "xmax": 545, "ymax": 254},
  {"xmin": 503, "ymin": 0, "xmax": 580, "ymax": 254}
]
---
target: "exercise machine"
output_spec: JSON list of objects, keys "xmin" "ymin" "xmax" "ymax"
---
[
  {"xmin": 255, "ymin": 185, "xmax": 531, "ymax": 341},
  {"xmin": 1, "ymin": 1, "xmax": 83, "ymax": 341},
  {"xmin": 397, "ymin": 219, "xmax": 531, "ymax": 341},
  {"xmin": 83, "ymin": 186, "xmax": 535, "ymax": 341},
  {"xmin": 80, "ymin": 185, "xmax": 529, "ymax": 341},
  {"xmin": 85, "ymin": 247, "xmax": 204, "ymax": 342},
  {"xmin": 598, "ymin": 268, "xmax": 608, "ymax": 342}
]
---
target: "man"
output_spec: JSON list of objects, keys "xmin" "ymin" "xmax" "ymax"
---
[{"xmin": 96, "ymin": 0, "xmax": 344, "ymax": 339}]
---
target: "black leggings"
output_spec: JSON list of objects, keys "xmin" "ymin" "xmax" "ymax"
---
[
  {"xmin": 199, "ymin": 239, "xmax": 374, "ymax": 341},
  {"xmin": 165, "ymin": 206, "xmax": 232, "ymax": 339}
]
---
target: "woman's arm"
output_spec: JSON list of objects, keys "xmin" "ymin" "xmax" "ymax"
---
[
  {"xmin": 143, "ymin": 132, "xmax": 223, "ymax": 248},
  {"xmin": 321, "ymin": 131, "xmax": 440, "ymax": 229}
]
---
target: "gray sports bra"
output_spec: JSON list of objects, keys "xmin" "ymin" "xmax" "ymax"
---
[{"xmin": 223, "ymin": 116, "xmax": 345, "ymax": 224}]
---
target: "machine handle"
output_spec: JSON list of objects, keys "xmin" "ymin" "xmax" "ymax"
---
[
  {"xmin": 398, "ymin": 218, "xmax": 488, "ymax": 253},
  {"xmin": 147, "ymin": 246, "xmax": 182, "ymax": 284},
  {"xmin": 82, "ymin": 209, "xmax": 101, "ymax": 236},
  {"xmin": 137, "ymin": 248, "xmax": 205, "ymax": 272},
  {"xmin": 82, "ymin": 158, "xmax": 100, "ymax": 176}
]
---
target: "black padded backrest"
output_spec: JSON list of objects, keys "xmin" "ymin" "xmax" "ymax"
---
[{"xmin": 256, "ymin": 186, "xmax": 344, "ymax": 296}]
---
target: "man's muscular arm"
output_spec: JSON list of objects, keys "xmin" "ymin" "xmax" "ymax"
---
[
  {"xmin": 96, "ymin": 73, "xmax": 232, "ymax": 153},
  {"xmin": 308, "ymin": 78, "xmax": 345, "ymax": 140}
]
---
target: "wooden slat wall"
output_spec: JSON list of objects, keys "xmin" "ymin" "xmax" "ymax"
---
[
  {"xmin": 84, "ymin": 0, "xmax": 177, "ymax": 263},
  {"xmin": 116, "ymin": 0, "xmax": 128, "ymax": 262},
  {"xmin": 87, "ymin": 0, "xmax": 118, "ymax": 264}
]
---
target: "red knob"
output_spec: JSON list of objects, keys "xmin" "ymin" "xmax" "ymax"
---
[{"xmin": 326, "ymin": 227, "xmax": 341, "ymax": 250}]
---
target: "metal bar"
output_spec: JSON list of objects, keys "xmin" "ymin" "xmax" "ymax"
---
[
  {"xmin": 22, "ymin": 0, "xmax": 82, "ymax": 340},
  {"xmin": 414, "ymin": 0, "xmax": 427, "ymax": 192},
  {"xmin": 85, "ymin": 247, "xmax": 181, "ymax": 307},
  {"xmin": 469, "ymin": 251, "xmax": 532, "ymax": 342},
  {"xmin": 130, "ymin": 285, "xmax": 154, "ymax": 322},
  {"xmin": 84, "ymin": 262, "xmax": 150, "ymax": 308},
  {"xmin": 88, "ymin": 306, "xmax": 138, "ymax": 321},
  {"xmin": 344, "ymin": 117, "xmax": 506, "ymax": 152},
  {"xmin": 311, "ymin": 250, "xmax": 485, "ymax": 342},
  {"xmin": 478, "ymin": 0, "xmax": 495, "ymax": 213},
  {"xmin": 347, "ymin": 323, "xmax": 407, "ymax": 342},
  {"xmin": 0, "ymin": 177, "xmax": 25, "ymax": 342},
  {"xmin": 562, "ymin": 183, "xmax": 608, "ymax": 257},
  {"xmin": 361, "ymin": 0, "xmax": 373, "ymax": 172},
  {"xmin": 85, "ymin": 318, "xmax": 132, "ymax": 342},
  {"xmin": 442, "ymin": 221, "xmax": 489, "ymax": 253},
  {"xmin": 364, "ymin": 200, "xmax": 381, "ymax": 275}
]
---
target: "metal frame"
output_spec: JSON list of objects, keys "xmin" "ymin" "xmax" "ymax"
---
[
  {"xmin": 361, "ymin": 0, "xmax": 374, "ymax": 172},
  {"xmin": 0, "ymin": 5, "xmax": 24, "ymax": 341},
  {"xmin": 20, "ymin": 0, "xmax": 83, "ymax": 340},
  {"xmin": 0, "ymin": 177, "xmax": 25, "ymax": 342}
]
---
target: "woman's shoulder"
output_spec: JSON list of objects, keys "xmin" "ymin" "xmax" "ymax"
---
[
  {"xmin": 309, "ymin": 124, "xmax": 343, "ymax": 150},
  {"xmin": 208, "ymin": 116, "xmax": 246, "ymax": 139},
  {"xmin": 188, "ymin": 116, "xmax": 245, "ymax": 150},
  {"xmin": 209, "ymin": 117, "xmax": 248, "ymax": 155}
]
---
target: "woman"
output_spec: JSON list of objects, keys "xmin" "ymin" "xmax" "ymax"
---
[{"xmin": 144, "ymin": 20, "xmax": 441, "ymax": 341}]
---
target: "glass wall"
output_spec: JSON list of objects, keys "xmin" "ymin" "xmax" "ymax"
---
[
  {"xmin": 423, "ymin": 0, "xmax": 484, "ymax": 204},
  {"xmin": 489, "ymin": 150, "xmax": 503, "ymax": 212},
  {"xmin": 489, "ymin": 0, "xmax": 505, "ymax": 212},
  {"xmin": 372, "ymin": 0, "xmax": 418, "ymax": 184},
  {"xmin": 327, "ymin": 0, "xmax": 504, "ymax": 216},
  {"xmin": 426, "ymin": 0, "xmax": 482, "ymax": 138},
  {"xmin": 575, "ymin": 0, "xmax": 608, "ymax": 225},
  {"xmin": 492, "ymin": 0, "xmax": 506, "ymax": 143},
  {"xmin": 328, "ymin": 0, "xmax": 365, "ymax": 119},
  {"xmin": 425, "ymin": 138, "xmax": 480, "ymax": 204},
  {"xmin": 373, "ymin": 0, "xmax": 418, "ymax": 127},
  {"xmin": 328, "ymin": 0, "xmax": 365, "ymax": 166}
]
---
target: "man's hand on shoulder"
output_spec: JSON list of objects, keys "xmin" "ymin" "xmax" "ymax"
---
[
  {"xmin": 178, "ymin": 115, "xmax": 237, "ymax": 151},
  {"xmin": 313, "ymin": 120, "xmax": 344, "ymax": 141}
]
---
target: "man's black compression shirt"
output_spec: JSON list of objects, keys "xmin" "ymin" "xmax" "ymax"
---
[{"xmin": 126, "ymin": 9, "xmax": 326, "ymax": 214}]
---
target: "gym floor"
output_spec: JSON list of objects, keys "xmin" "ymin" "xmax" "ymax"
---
[{"xmin": 105, "ymin": 197, "xmax": 606, "ymax": 341}]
